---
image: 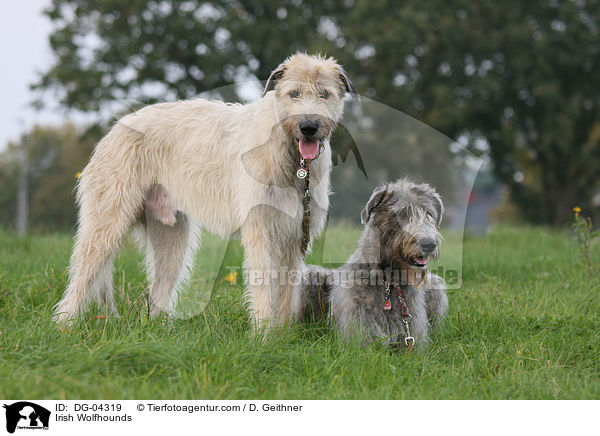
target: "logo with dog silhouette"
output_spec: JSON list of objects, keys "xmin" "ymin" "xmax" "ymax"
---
[{"xmin": 3, "ymin": 402, "xmax": 50, "ymax": 433}]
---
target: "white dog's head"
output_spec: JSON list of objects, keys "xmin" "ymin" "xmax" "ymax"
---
[{"xmin": 263, "ymin": 53, "xmax": 358, "ymax": 162}]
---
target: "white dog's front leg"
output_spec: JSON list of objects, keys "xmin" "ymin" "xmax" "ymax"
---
[
  {"xmin": 242, "ymin": 253, "xmax": 272, "ymax": 332},
  {"xmin": 243, "ymin": 254, "xmax": 301, "ymax": 331},
  {"xmin": 268, "ymin": 249, "xmax": 303, "ymax": 327},
  {"xmin": 241, "ymin": 207, "xmax": 302, "ymax": 332}
]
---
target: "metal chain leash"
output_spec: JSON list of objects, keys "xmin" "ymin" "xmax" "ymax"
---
[
  {"xmin": 296, "ymin": 143, "xmax": 326, "ymax": 257},
  {"xmin": 297, "ymin": 158, "xmax": 311, "ymax": 256}
]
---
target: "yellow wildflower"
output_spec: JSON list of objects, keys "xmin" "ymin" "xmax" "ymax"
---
[
  {"xmin": 573, "ymin": 206, "xmax": 581, "ymax": 213},
  {"xmin": 75, "ymin": 171, "xmax": 82, "ymax": 179},
  {"xmin": 224, "ymin": 272, "xmax": 239, "ymax": 284}
]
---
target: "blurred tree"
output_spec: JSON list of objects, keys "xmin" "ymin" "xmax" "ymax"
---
[
  {"xmin": 34, "ymin": 0, "xmax": 600, "ymax": 225},
  {"xmin": 337, "ymin": 1, "xmax": 600, "ymax": 225},
  {"xmin": 0, "ymin": 124, "xmax": 98, "ymax": 230},
  {"xmin": 34, "ymin": 0, "xmax": 338, "ymax": 108}
]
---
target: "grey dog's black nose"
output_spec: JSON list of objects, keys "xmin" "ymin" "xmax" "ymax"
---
[
  {"xmin": 299, "ymin": 120, "xmax": 319, "ymax": 136},
  {"xmin": 419, "ymin": 238, "xmax": 437, "ymax": 254}
]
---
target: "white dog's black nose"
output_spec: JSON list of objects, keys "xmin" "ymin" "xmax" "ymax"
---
[
  {"xmin": 299, "ymin": 120, "xmax": 319, "ymax": 136},
  {"xmin": 419, "ymin": 238, "xmax": 437, "ymax": 254}
]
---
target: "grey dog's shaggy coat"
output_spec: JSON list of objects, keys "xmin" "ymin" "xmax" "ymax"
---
[{"xmin": 293, "ymin": 179, "xmax": 448, "ymax": 347}]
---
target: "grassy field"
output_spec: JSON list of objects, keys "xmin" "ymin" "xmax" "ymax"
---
[{"xmin": 0, "ymin": 225, "xmax": 598, "ymax": 399}]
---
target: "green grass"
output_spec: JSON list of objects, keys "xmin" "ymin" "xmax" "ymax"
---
[{"xmin": 0, "ymin": 225, "xmax": 598, "ymax": 399}]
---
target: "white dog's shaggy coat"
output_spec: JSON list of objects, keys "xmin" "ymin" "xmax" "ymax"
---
[{"xmin": 54, "ymin": 53, "xmax": 356, "ymax": 329}]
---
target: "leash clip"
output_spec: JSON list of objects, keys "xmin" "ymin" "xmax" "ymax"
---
[{"xmin": 403, "ymin": 319, "xmax": 414, "ymax": 346}]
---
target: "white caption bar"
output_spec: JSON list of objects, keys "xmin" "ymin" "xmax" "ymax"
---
[{"xmin": 0, "ymin": 400, "xmax": 595, "ymax": 435}]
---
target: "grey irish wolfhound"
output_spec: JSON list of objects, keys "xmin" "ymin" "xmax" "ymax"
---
[
  {"xmin": 293, "ymin": 179, "xmax": 448, "ymax": 347},
  {"xmin": 54, "ymin": 53, "xmax": 357, "ymax": 329}
]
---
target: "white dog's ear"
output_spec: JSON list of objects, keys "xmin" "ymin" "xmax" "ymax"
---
[
  {"xmin": 361, "ymin": 184, "xmax": 388, "ymax": 225},
  {"xmin": 262, "ymin": 65, "xmax": 287, "ymax": 97},
  {"xmin": 339, "ymin": 68, "xmax": 360, "ymax": 101}
]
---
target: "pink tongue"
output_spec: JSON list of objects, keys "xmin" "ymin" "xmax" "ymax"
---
[
  {"xmin": 415, "ymin": 257, "xmax": 428, "ymax": 265},
  {"xmin": 299, "ymin": 139, "xmax": 319, "ymax": 160}
]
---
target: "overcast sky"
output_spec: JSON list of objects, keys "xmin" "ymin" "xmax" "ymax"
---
[
  {"xmin": 0, "ymin": 1, "xmax": 264, "ymax": 152},
  {"xmin": 0, "ymin": 0, "xmax": 70, "ymax": 150}
]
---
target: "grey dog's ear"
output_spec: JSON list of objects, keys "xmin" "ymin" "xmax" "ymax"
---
[
  {"xmin": 262, "ymin": 64, "xmax": 287, "ymax": 97},
  {"xmin": 339, "ymin": 68, "xmax": 360, "ymax": 101},
  {"xmin": 432, "ymin": 191, "xmax": 444, "ymax": 226},
  {"xmin": 361, "ymin": 184, "xmax": 388, "ymax": 225}
]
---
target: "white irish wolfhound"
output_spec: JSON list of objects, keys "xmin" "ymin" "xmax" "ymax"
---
[{"xmin": 53, "ymin": 53, "xmax": 357, "ymax": 329}]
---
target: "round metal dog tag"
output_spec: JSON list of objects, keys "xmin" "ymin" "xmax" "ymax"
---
[{"xmin": 296, "ymin": 167, "xmax": 307, "ymax": 179}]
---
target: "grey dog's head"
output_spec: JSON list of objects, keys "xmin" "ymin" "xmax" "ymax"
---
[
  {"xmin": 361, "ymin": 178, "xmax": 444, "ymax": 270},
  {"xmin": 262, "ymin": 53, "xmax": 358, "ymax": 162}
]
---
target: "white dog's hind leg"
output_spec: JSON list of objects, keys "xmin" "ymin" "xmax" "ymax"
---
[
  {"xmin": 93, "ymin": 253, "xmax": 119, "ymax": 316},
  {"xmin": 54, "ymin": 126, "xmax": 148, "ymax": 323},
  {"xmin": 54, "ymin": 183, "xmax": 143, "ymax": 323},
  {"xmin": 144, "ymin": 211, "xmax": 200, "ymax": 317}
]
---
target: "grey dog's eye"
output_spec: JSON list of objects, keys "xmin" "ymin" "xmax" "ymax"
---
[
  {"xmin": 289, "ymin": 90, "xmax": 300, "ymax": 99},
  {"xmin": 319, "ymin": 90, "xmax": 330, "ymax": 99},
  {"xmin": 396, "ymin": 210, "xmax": 409, "ymax": 224}
]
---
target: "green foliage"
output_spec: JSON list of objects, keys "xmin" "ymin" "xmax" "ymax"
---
[
  {"xmin": 35, "ymin": 0, "xmax": 339, "ymax": 108},
  {"xmin": 34, "ymin": 1, "xmax": 600, "ymax": 226},
  {"xmin": 0, "ymin": 225, "xmax": 598, "ymax": 399},
  {"xmin": 336, "ymin": 1, "xmax": 600, "ymax": 224}
]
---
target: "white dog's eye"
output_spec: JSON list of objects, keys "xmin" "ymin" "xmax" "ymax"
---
[
  {"xmin": 289, "ymin": 90, "xmax": 300, "ymax": 99},
  {"xmin": 319, "ymin": 90, "xmax": 330, "ymax": 99}
]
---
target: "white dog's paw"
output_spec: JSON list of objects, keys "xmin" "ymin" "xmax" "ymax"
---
[{"xmin": 52, "ymin": 303, "xmax": 79, "ymax": 326}]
